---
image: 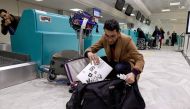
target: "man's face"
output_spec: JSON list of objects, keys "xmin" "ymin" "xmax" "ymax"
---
[
  {"xmin": 0, "ymin": 12, "xmax": 11, "ymax": 20},
  {"xmin": 104, "ymin": 29, "xmax": 119, "ymax": 45}
]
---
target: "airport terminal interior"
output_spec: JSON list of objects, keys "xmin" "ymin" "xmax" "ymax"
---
[{"xmin": 0, "ymin": 0, "xmax": 190, "ymax": 109}]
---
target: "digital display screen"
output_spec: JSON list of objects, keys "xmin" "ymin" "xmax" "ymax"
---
[
  {"xmin": 115, "ymin": 0, "xmax": 125, "ymax": 11},
  {"xmin": 125, "ymin": 4, "xmax": 133, "ymax": 16},
  {"xmin": 136, "ymin": 11, "xmax": 141, "ymax": 20},
  {"xmin": 186, "ymin": 11, "xmax": 190, "ymax": 34},
  {"xmin": 140, "ymin": 15, "xmax": 145, "ymax": 23},
  {"xmin": 93, "ymin": 8, "xmax": 101, "ymax": 17},
  {"xmin": 146, "ymin": 19, "xmax": 151, "ymax": 25}
]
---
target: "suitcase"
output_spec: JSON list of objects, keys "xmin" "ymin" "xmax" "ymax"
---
[
  {"xmin": 47, "ymin": 50, "xmax": 80, "ymax": 82},
  {"xmin": 64, "ymin": 57, "xmax": 89, "ymax": 92},
  {"xmin": 137, "ymin": 38, "xmax": 146, "ymax": 50}
]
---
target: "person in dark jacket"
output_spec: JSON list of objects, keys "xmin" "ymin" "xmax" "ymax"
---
[
  {"xmin": 85, "ymin": 19, "xmax": 145, "ymax": 84},
  {"xmin": 137, "ymin": 28, "xmax": 145, "ymax": 39},
  {"xmin": 137, "ymin": 28, "xmax": 146, "ymax": 50},
  {"xmin": 159, "ymin": 27, "xmax": 165, "ymax": 48},
  {"xmin": 152, "ymin": 26, "xmax": 161, "ymax": 48},
  {"xmin": 0, "ymin": 9, "xmax": 20, "ymax": 35},
  {"xmin": 171, "ymin": 31, "xmax": 177, "ymax": 46}
]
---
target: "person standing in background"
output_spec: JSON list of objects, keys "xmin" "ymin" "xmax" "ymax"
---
[
  {"xmin": 165, "ymin": 31, "xmax": 171, "ymax": 46},
  {"xmin": 0, "ymin": 9, "xmax": 20, "ymax": 35},
  {"xmin": 171, "ymin": 31, "xmax": 177, "ymax": 46},
  {"xmin": 160, "ymin": 27, "xmax": 165, "ymax": 48},
  {"xmin": 152, "ymin": 26, "xmax": 161, "ymax": 48},
  {"xmin": 137, "ymin": 28, "xmax": 146, "ymax": 50}
]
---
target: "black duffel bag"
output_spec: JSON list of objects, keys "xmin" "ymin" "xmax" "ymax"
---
[{"xmin": 66, "ymin": 79, "xmax": 145, "ymax": 109}]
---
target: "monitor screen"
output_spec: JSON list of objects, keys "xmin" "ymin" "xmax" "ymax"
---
[
  {"xmin": 136, "ymin": 11, "xmax": 141, "ymax": 20},
  {"xmin": 186, "ymin": 11, "xmax": 190, "ymax": 34},
  {"xmin": 140, "ymin": 15, "xmax": 145, "ymax": 23},
  {"xmin": 93, "ymin": 8, "xmax": 101, "ymax": 17},
  {"xmin": 115, "ymin": 0, "xmax": 125, "ymax": 11},
  {"xmin": 146, "ymin": 19, "xmax": 151, "ymax": 25},
  {"xmin": 125, "ymin": 4, "xmax": 133, "ymax": 16}
]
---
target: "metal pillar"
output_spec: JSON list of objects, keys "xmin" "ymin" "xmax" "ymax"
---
[{"xmin": 77, "ymin": 29, "xmax": 86, "ymax": 56}]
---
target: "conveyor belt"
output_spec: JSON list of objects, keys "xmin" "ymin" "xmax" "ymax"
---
[
  {"xmin": 0, "ymin": 56, "xmax": 23, "ymax": 67},
  {"xmin": 0, "ymin": 50, "xmax": 36, "ymax": 90}
]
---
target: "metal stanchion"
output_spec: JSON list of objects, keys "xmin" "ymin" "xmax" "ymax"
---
[
  {"xmin": 177, "ymin": 35, "xmax": 184, "ymax": 52},
  {"xmin": 186, "ymin": 35, "xmax": 190, "ymax": 56},
  {"xmin": 77, "ymin": 29, "xmax": 86, "ymax": 57}
]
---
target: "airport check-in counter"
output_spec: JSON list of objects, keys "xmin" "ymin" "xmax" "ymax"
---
[
  {"xmin": 127, "ymin": 29, "xmax": 138, "ymax": 45},
  {"xmin": 11, "ymin": 9, "xmax": 139, "ymax": 66},
  {"xmin": 11, "ymin": 9, "xmax": 79, "ymax": 66}
]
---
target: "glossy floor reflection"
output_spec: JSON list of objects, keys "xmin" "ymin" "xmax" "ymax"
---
[
  {"xmin": 0, "ymin": 46, "xmax": 190, "ymax": 109},
  {"xmin": 139, "ymin": 46, "xmax": 190, "ymax": 109}
]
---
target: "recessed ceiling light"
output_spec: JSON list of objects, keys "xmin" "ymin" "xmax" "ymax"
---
[
  {"xmin": 35, "ymin": 0, "xmax": 43, "ymax": 2},
  {"xmin": 161, "ymin": 9, "xmax": 170, "ymax": 12},
  {"xmin": 179, "ymin": 6, "xmax": 185, "ymax": 9},
  {"xmin": 170, "ymin": 2, "xmax": 180, "ymax": 6},
  {"xmin": 119, "ymin": 23, "xmax": 125, "ymax": 25},
  {"xmin": 123, "ymin": 8, "xmax": 126, "ymax": 10},
  {"xmin": 69, "ymin": 8, "xmax": 83, "ymax": 12},
  {"xmin": 171, "ymin": 19, "xmax": 177, "ymax": 20},
  {"xmin": 130, "ymin": 13, "xmax": 135, "ymax": 16}
]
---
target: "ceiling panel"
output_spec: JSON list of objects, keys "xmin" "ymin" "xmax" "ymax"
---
[
  {"xmin": 141, "ymin": 0, "xmax": 188, "ymax": 13},
  {"xmin": 20, "ymin": 0, "xmax": 88, "ymax": 11},
  {"xmin": 19, "ymin": 0, "xmax": 189, "ymax": 25}
]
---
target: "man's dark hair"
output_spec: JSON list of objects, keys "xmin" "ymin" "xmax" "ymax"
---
[
  {"xmin": 103, "ymin": 19, "xmax": 120, "ymax": 32},
  {"xmin": 0, "ymin": 9, "xmax": 7, "ymax": 14}
]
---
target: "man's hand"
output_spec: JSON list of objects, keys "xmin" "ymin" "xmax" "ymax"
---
[
  {"xmin": 4, "ymin": 19, "xmax": 11, "ymax": 26},
  {"xmin": 87, "ymin": 52, "xmax": 100, "ymax": 65},
  {"xmin": 125, "ymin": 72, "xmax": 135, "ymax": 84}
]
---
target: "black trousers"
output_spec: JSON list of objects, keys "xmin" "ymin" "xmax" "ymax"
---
[{"xmin": 101, "ymin": 56, "xmax": 131, "ymax": 79}]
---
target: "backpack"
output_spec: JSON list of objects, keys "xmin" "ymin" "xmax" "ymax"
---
[
  {"xmin": 66, "ymin": 79, "xmax": 145, "ymax": 109},
  {"xmin": 69, "ymin": 11, "xmax": 98, "ymax": 36}
]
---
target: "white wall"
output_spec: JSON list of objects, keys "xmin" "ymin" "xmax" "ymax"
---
[
  {"xmin": 173, "ymin": 23, "xmax": 186, "ymax": 35},
  {"xmin": 0, "ymin": 0, "xmax": 58, "ymax": 44}
]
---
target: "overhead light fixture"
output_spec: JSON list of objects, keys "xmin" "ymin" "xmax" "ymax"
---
[
  {"xmin": 171, "ymin": 19, "xmax": 177, "ymax": 20},
  {"xmin": 35, "ymin": 0, "xmax": 43, "ymax": 2},
  {"xmin": 161, "ymin": 9, "xmax": 170, "ymax": 12},
  {"xmin": 119, "ymin": 23, "xmax": 125, "ymax": 25},
  {"xmin": 123, "ymin": 8, "xmax": 126, "ymax": 10},
  {"xmin": 170, "ymin": 2, "xmax": 180, "ymax": 6},
  {"xmin": 69, "ymin": 8, "xmax": 83, "ymax": 12},
  {"xmin": 130, "ymin": 13, "xmax": 135, "ymax": 16},
  {"xmin": 179, "ymin": 6, "xmax": 185, "ymax": 9}
]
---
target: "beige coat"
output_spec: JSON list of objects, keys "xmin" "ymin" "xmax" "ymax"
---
[{"xmin": 85, "ymin": 33, "xmax": 145, "ymax": 72}]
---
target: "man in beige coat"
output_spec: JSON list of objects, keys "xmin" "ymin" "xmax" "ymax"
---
[{"xmin": 85, "ymin": 19, "xmax": 144, "ymax": 84}]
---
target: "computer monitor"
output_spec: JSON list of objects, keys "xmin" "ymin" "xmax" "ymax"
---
[
  {"xmin": 146, "ymin": 19, "xmax": 151, "ymax": 25},
  {"xmin": 136, "ymin": 11, "xmax": 141, "ymax": 20},
  {"xmin": 115, "ymin": 0, "xmax": 125, "ymax": 11},
  {"xmin": 93, "ymin": 8, "xmax": 101, "ymax": 17},
  {"xmin": 125, "ymin": 4, "xmax": 134, "ymax": 16},
  {"xmin": 140, "ymin": 15, "xmax": 145, "ymax": 23},
  {"xmin": 186, "ymin": 11, "xmax": 190, "ymax": 34}
]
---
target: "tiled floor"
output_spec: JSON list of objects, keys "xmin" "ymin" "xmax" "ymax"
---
[
  {"xmin": 0, "ymin": 46, "xmax": 190, "ymax": 109},
  {"xmin": 139, "ymin": 47, "xmax": 190, "ymax": 109}
]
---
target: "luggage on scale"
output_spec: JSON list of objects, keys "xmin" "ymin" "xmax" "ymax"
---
[{"xmin": 47, "ymin": 50, "xmax": 80, "ymax": 82}]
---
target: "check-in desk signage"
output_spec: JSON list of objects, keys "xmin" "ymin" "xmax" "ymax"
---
[{"xmin": 39, "ymin": 15, "xmax": 51, "ymax": 23}]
